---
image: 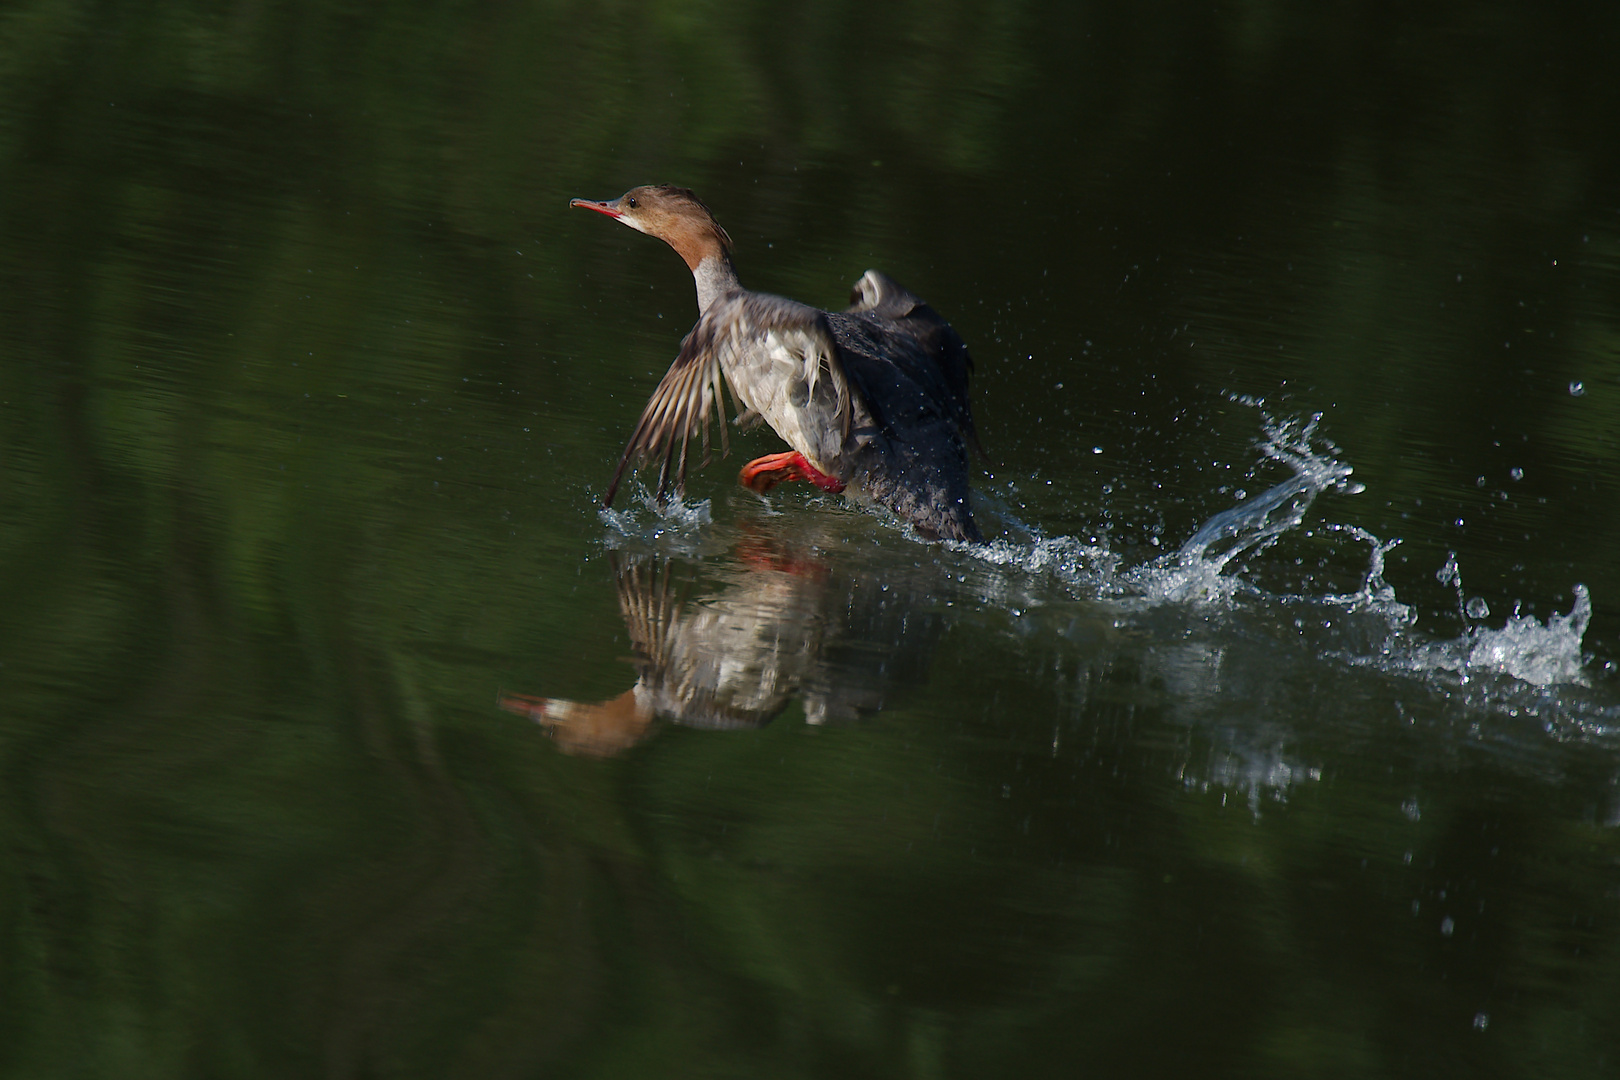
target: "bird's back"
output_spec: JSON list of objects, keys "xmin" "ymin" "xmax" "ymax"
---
[{"xmin": 827, "ymin": 311, "xmax": 982, "ymax": 542}]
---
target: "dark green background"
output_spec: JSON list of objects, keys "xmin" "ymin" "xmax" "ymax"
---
[{"xmin": 2, "ymin": 0, "xmax": 1618, "ymax": 1076}]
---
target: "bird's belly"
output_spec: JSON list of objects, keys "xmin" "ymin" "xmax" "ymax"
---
[{"xmin": 725, "ymin": 335, "xmax": 847, "ymax": 473}]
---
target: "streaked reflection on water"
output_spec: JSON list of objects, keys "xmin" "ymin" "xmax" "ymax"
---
[{"xmin": 502, "ymin": 532, "xmax": 948, "ymax": 754}]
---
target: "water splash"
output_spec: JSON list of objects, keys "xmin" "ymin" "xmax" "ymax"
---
[
  {"xmin": 598, "ymin": 485, "xmax": 714, "ymax": 550},
  {"xmin": 1464, "ymin": 587, "xmax": 1591, "ymax": 685},
  {"xmin": 601, "ymin": 408, "xmax": 1605, "ymax": 744},
  {"xmin": 1318, "ymin": 526, "xmax": 1409, "ymax": 616},
  {"xmin": 1378, "ymin": 585, "xmax": 1592, "ymax": 689},
  {"xmin": 964, "ymin": 534, "xmax": 1118, "ymax": 588},
  {"xmin": 961, "ymin": 409, "xmax": 1600, "ymax": 722},
  {"xmin": 1356, "ymin": 544, "xmax": 1593, "ymax": 692},
  {"xmin": 1127, "ymin": 412, "xmax": 1358, "ymax": 604},
  {"xmin": 958, "ymin": 412, "xmax": 1356, "ymax": 603},
  {"xmin": 1178, "ymin": 414, "xmax": 1357, "ymax": 565}
]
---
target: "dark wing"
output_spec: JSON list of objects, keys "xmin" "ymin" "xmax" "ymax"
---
[
  {"xmin": 903, "ymin": 302, "xmax": 980, "ymax": 456},
  {"xmin": 603, "ymin": 318, "xmax": 733, "ymax": 506},
  {"xmin": 847, "ymin": 270, "xmax": 980, "ymax": 456}
]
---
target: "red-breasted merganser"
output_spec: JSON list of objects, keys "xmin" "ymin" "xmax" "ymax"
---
[{"xmin": 570, "ymin": 184, "xmax": 984, "ymax": 542}]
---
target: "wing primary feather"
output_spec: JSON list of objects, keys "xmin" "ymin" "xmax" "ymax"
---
[
  {"xmin": 604, "ymin": 397, "xmax": 663, "ymax": 506},
  {"xmin": 712, "ymin": 364, "xmax": 730, "ymax": 458},
  {"xmin": 656, "ymin": 434, "xmax": 676, "ymax": 500},
  {"xmin": 606, "ymin": 296, "xmax": 849, "ymax": 506},
  {"xmin": 608, "ymin": 343, "xmax": 701, "ymax": 505},
  {"xmin": 604, "ymin": 360, "xmax": 685, "ymax": 507},
  {"xmin": 672, "ymin": 367, "xmax": 695, "ymax": 494},
  {"xmin": 603, "ymin": 442, "xmax": 637, "ymax": 507},
  {"xmin": 654, "ymin": 372, "xmax": 684, "ymax": 500},
  {"xmin": 676, "ymin": 418, "xmax": 691, "ymax": 491},
  {"xmin": 693, "ymin": 358, "xmax": 712, "ymax": 466}
]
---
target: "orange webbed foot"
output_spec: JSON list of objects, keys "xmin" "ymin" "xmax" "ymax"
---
[{"xmin": 738, "ymin": 451, "xmax": 846, "ymax": 494}]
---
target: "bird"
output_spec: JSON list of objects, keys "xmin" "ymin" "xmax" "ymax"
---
[{"xmin": 570, "ymin": 184, "xmax": 983, "ymax": 542}]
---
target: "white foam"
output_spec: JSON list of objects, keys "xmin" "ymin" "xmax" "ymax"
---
[{"xmin": 1381, "ymin": 586, "xmax": 1592, "ymax": 689}]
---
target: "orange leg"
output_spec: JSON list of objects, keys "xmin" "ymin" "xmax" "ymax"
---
[{"xmin": 738, "ymin": 451, "xmax": 846, "ymax": 494}]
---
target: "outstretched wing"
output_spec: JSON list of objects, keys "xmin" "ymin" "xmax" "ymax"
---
[
  {"xmin": 604, "ymin": 293, "xmax": 855, "ymax": 506},
  {"xmin": 603, "ymin": 319, "xmax": 733, "ymax": 506}
]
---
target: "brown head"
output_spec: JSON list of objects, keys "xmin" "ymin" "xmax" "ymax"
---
[{"xmin": 569, "ymin": 184, "xmax": 733, "ymax": 271}]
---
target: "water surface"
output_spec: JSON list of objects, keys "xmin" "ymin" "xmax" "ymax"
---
[{"xmin": 2, "ymin": 1, "xmax": 1619, "ymax": 1076}]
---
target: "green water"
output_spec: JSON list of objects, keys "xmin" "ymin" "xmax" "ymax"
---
[{"xmin": 3, "ymin": 1, "xmax": 1619, "ymax": 1076}]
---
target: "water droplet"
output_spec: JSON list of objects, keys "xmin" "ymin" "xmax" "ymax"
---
[
  {"xmin": 1440, "ymin": 916, "xmax": 1455, "ymax": 937},
  {"xmin": 1509, "ymin": 467, "xmax": 1524, "ymax": 481},
  {"xmin": 1092, "ymin": 446, "xmax": 1103, "ymax": 454},
  {"xmin": 1569, "ymin": 380, "xmax": 1586, "ymax": 397},
  {"xmin": 1473, "ymin": 1012, "xmax": 1489, "ymax": 1031},
  {"xmin": 1466, "ymin": 597, "xmax": 1491, "ymax": 619}
]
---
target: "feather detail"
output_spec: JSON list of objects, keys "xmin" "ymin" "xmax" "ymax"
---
[
  {"xmin": 604, "ymin": 292, "xmax": 860, "ymax": 505},
  {"xmin": 603, "ymin": 325, "xmax": 727, "ymax": 506}
]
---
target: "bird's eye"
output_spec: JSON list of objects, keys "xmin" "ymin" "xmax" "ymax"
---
[{"xmin": 626, "ymin": 196, "xmax": 639, "ymax": 208}]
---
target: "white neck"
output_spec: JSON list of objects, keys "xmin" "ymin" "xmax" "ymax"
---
[{"xmin": 693, "ymin": 255, "xmax": 741, "ymax": 314}]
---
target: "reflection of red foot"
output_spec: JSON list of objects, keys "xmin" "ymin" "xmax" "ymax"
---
[
  {"xmin": 733, "ymin": 524, "xmax": 831, "ymax": 578},
  {"xmin": 739, "ymin": 451, "xmax": 846, "ymax": 494}
]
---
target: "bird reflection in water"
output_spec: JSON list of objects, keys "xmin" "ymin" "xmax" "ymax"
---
[{"xmin": 500, "ymin": 531, "xmax": 937, "ymax": 756}]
